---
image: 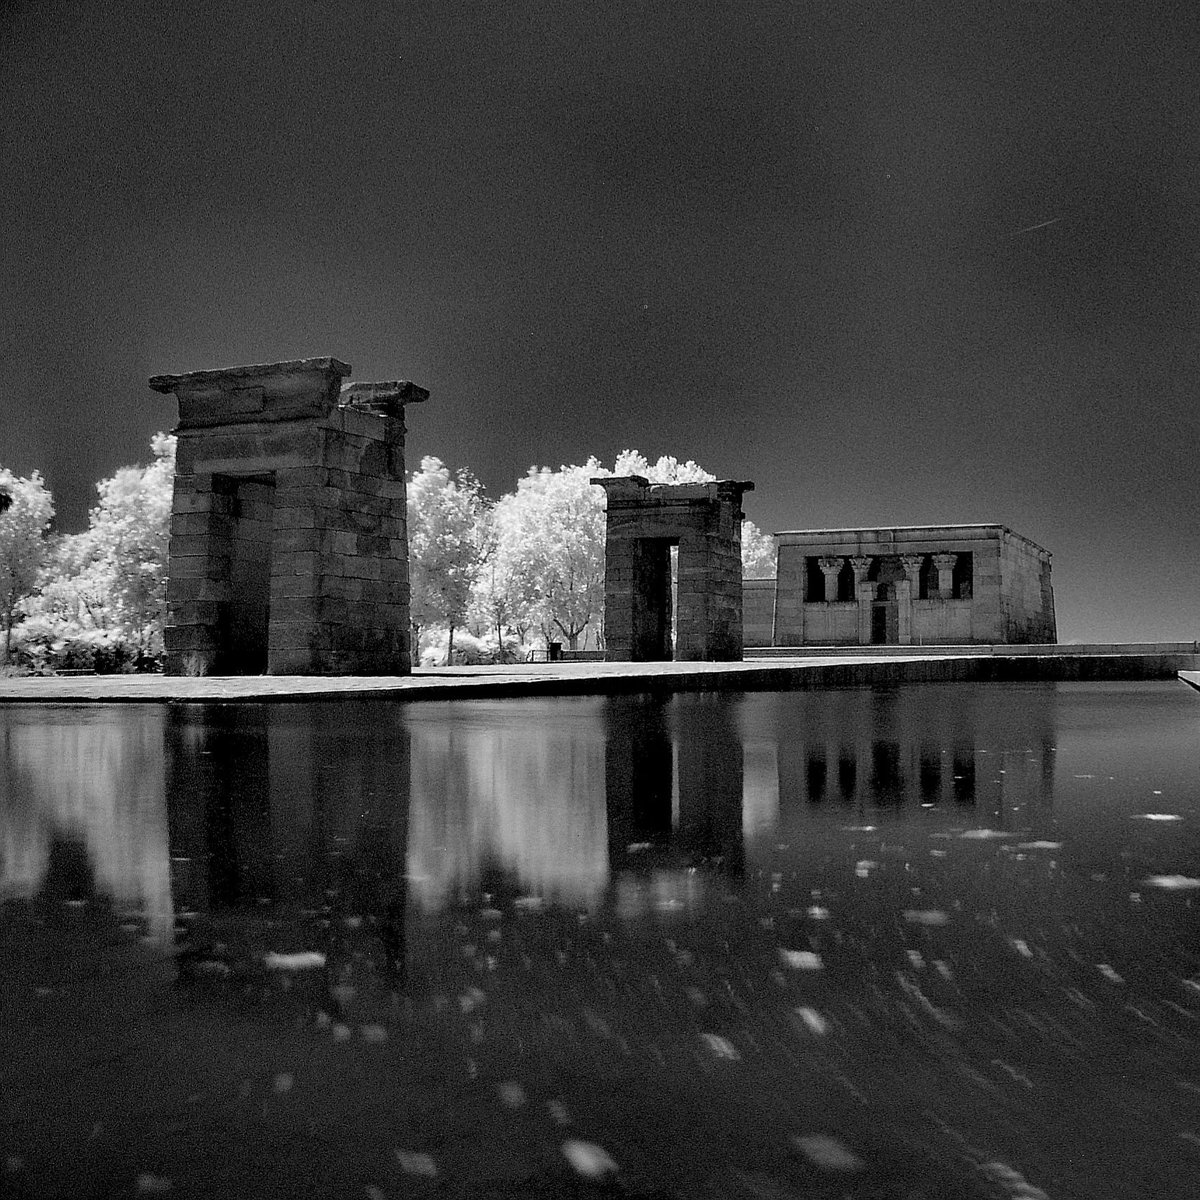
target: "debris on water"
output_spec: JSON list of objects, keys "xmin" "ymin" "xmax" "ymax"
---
[
  {"xmin": 687, "ymin": 987, "xmax": 708, "ymax": 1007},
  {"xmin": 1144, "ymin": 875, "xmax": 1200, "ymax": 889},
  {"xmin": 779, "ymin": 949, "xmax": 823, "ymax": 970},
  {"xmin": 332, "ymin": 1023, "xmax": 352, "ymax": 1042},
  {"xmin": 1011, "ymin": 939, "xmax": 1033, "ymax": 958},
  {"xmin": 795, "ymin": 1006, "xmax": 828, "ymax": 1035},
  {"xmin": 806, "ymin": 906, "xmax": 830, "ymax": 920},
  {"xmin": 701, "ymin": 1033, "xmax": 741, "ymax": 1059},
  {"xmin": 906, "ymin": 950, "xmax": 925, "ymax": 968},
  {"xmin": 498, "ymin": 1082, "xmax": 526, "ymax": 1108},
  {"xmin": 1017, "ymin": 841, "xmax": 1063, "ymax": 850},
  {"xmin": 136, "ymin": 1173, "xmax": 173, "ymax": 1194},
  {"xmin": 395, "ymin": 1150, "xmax": 438, "ymax": 1177},
  {"xmin": 842, "ymin": 825, "xmax": 877, "ymax": 832},
  {"xmin": 562, "ymin": 1139, "xmax": 619, "ymax": 1179},
  {"xmin": 627, "ymin": 842, "xmax": 652, "ymax": 852},
  {"xmin": 959, "ymin": 829, "xmax": 1013, "ymax": 840},
  {"xmin": 1133, "ymin": 813, "xmax": 1182, "ymax": 821},
  {"xmin": 263, "ymin": 951, "xmax": 326, "ymax": 971},
  {"xmin": 791, "ymin": 1134, "xmax": 865, "ymax": 1172},
  {"xmin": 360, "ymin": 1024, "xmax": 388, "ymax": 1043},
  {"xmin": 903, "ymin": 910, "xmax": 949, "ymax": 926},
  {"xmin": 513, "ymin": 895, "xmax": 544, "ymax": 910},
  {"xmin": 855, "ymin": 861, "xmax": 877, "ymax": 878},
  {"xmin": 1098, "ymin": 964, "xmax": 1125, "ymax": 984},
  {"xmin": 978, "ymin": 1160, "xmax": 1049, "ymax": 1199}
]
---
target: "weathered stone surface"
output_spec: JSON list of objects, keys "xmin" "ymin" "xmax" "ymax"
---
[
  {"xmin": 593, "ymin": 476, "xmax": 754, "ymax": 663},
  {"xmin": 154, "ymin": 356, "xmax": 425, "ymax": 676},
  {"xmin": 766, "ymin": 524, "xmax": 1054, "ymax": 647}
]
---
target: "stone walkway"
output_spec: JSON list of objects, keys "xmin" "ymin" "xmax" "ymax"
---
[{"xmin": 0, "ymin": 649, "xmax": 1196, "ymax": 704}]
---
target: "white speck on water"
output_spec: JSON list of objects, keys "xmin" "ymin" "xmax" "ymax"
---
[
  {"xmin": 344, "ymin": 916, "xmax": 363, "ymax": 929},
  {"xmin": 627, "ymin": 842, "xmax": 652, "ymax": 852},
  {"xmin": 562, "ymin": 1139, "xmax": 619, "ymax": 1179},
  {"xmin": 795, "ymin": 1006, "xmax": 828, "ymax": 1035},
  {"xmin": 364, "ymin": 1186, "xmax": 386, "ymax": 1200},
  {"xmin": 547, "ymin": 1099, "xmax": 571, "ymax": 1125},
  {"xmin": 700, "ymin": 1033, "xmax": 741, "ymax": 1059},
  {"xmin": 855, "ymin": 860, "xmax": 877, "ymax": 878},
  {"xmin": 273, "ymin": 1073, "xmax": 294, "ymax": 1094},
  {"xmin": 498, "ymin": 1081, "xmax": 526, "ymax": 1107},
  {"xmin": 1011, "ymin": 939, "xmax": 1033, "ymax": 958},
  {"xmin": 1098, "ymin": 964, "xmax": 1125, "ymax": 984},
  {"xmin": 779, "ymin": 949, "xmax": 823, "ymax": 970},
  {"xmin": 395, "ymin": 1150, "xmax": 438, "ymax": 1177},
  {"xmin": 263, "ymin": 951, "xmax": 326, "ymax": 970},
  {"xmin": 1017, "ymin": 841, "xmax": 1063, "ymax": 850},
  {"xmin": 1153, "ymin": 790, "xmax": 1164, "ymax": 795},
  {"xmin": 360, "ymin": 1024, "xmax": 388, "ymax": 1043},
  {"xmin": 843, "ymin": 824, "xmax": 877, "ymax": 832},
  {"xmin": 513, "ymin": 895, "xmax": 544, "ymax": 910},
  {"xmin": 5, "ymin": 1157, "xmax": 23, "ymax": 1174},
  {"xmin": 136, "ymin": 1173, "xmax": 173, "ymax": 1193},
  {"xmin": 459, "ymin": 987, "xmax": 487, "ymax": 1013},
  {"xmin": 791, "ymin": 1134, "xmax": 865, "ymax": 1172},
  {"xmin": 332, "ymin": 1023, "xmax": 352, "ymax": 1042},
  {"xmin": 1134, "ymin": 813, "xmax": 1182, "ymax": 821},
  {"xmin": 480, "ymin": 908, "xmax": 502, "ymax": 920},
  {"xmin": 934, "ymin": 960, "xmax": 953, "ymax": 980},
  {"xmin": 806, "ymin": 906, "xmax": 830, "ymax": 920},
  {"xmin": 903, "ymin": 910, "xmax": 949, "ymax": 926},
  {"xmin": 1073, "ymin": 774, "xmax": 1095, "ymax": 779},
  {"xmin": 959, "ymin": 829, "xmax": 1013, "ymax": 840},
  {"xmin": 1145, "ymin": 875, "xmax": 1200, "ymax": 889},
  {"xmin": 906, "ymin": 950, "xmax": 925, "ymax": 968}
]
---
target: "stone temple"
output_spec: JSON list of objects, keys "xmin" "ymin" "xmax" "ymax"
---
[
  {"xmin": 743, "ymin": 524, "xmax": 1055, "ymax": 648},
  {"xmin": 151, "ymin": 357, "xmax": 426, "ymax": 676}
]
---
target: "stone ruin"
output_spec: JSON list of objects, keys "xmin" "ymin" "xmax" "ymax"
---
[
  {"xmin": 150, "ymin": 357, "xmax": 426, "ymax": 676},
  {"xmin": 592, "ymin": 476, "xmax": 754, "ymax": 662}
]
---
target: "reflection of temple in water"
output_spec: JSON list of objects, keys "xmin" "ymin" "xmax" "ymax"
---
[
  {"xmin": 735, "ymin": 684, "xmax": 1057, "ymax": 822},
  {"xmin": 0, "ymin": 709, "xmax": 173, "ymax": 941}
]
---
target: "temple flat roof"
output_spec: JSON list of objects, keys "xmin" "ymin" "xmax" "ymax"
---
[{"xmin": 773, "ymin": 524, "xmax": 1050, "ymax": 556}]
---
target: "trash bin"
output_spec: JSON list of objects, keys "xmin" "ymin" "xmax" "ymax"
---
[{"xmin": 547, "ymin": 642, "xmax": 562, "ymax": 662}]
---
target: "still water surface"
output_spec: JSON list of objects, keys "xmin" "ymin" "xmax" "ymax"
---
[{"xmin": 2, "ymin": 682, "xmax": 1200, "ymax": 1198}]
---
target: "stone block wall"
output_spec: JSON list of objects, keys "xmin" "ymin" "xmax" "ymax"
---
[
  {"xmin": 742, "ymin": 578, "xmax": 776, "ymax": 647},
  {"xmin": 152, "ymin": 358, "xmax": 427, "ymax": 676},
  {"xmin": 594, "ymin": 477, "xmax": 754, "ymax": 663}
]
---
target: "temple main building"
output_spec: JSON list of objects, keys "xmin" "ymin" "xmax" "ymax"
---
[{"xmin": 743, "ymin": 524, "xmax": 1055, "ymax": 648}]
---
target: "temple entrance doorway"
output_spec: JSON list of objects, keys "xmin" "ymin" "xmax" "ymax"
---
[
  {"xmin": 629, "ymin": 537, "xmax": 676, "ymax": 661},
  {"xmin": 871, "ymin": 583, "xmax": 897, "ymax": 645},
  {"xmin": 214, "ymin": 473, "xmax": 276, "ymax": 673}
]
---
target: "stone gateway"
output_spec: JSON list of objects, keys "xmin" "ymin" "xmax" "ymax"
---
[
  {"xmin": 151, "ymin": 357, "xmax": 426, "ymax": 676},
  {"xmin": 592, "ymin": 476, "xmax": 754, "ymax": 662}
]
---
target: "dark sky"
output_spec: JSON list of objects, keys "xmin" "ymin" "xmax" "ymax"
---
[{"xmin": 2, "ymin": 0, "xmax": 1197, "ymax": 641}]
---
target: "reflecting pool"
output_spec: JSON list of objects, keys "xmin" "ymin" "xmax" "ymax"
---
[{"xmin": 2, "ymin": 682, "xmax": 1200, "ymax": 1198}]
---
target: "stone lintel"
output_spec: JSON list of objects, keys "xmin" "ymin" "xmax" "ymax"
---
[
  {"xmin": 592, "ymin": 476, "xmax": 755, "ymax": 506},
  {"xmin": 149, "ymin": 357, "xmax": 352, "ymax": 394},
  {"xmin": 340, "ymin": 380, "xmax": 430, "ymax": 416},
  {"xmin": 151, "ymin": 357, "xmax": 354, "ymax": 430}
]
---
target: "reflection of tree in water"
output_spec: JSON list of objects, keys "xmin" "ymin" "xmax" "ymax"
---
[
  {"xmin": 406, "ymin": 702, "xmax": 609, "ymax": 911},
  {"xmin": 0, "ymin": 710, "xmax": 173, "ymax": 942}
]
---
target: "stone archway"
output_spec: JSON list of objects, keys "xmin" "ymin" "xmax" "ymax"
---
[{"xmin": 591, "ymin": 476, "xmax": 754, "ymax": 662}]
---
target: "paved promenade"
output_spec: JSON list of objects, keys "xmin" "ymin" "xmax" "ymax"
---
[{"xmin": 0, "ymin": 646, "xmax": 1196, "ymax": 704}]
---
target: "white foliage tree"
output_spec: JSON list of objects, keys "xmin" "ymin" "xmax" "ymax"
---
[
  {"xmin": 407, "ymin": 456, "xmax": 489, "ymax": 664},
  {"xmin": 0, "ymin": 468, "xmax": 54, "ymax": 661}
]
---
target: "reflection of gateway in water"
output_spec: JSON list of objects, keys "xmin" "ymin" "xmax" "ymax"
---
[{"xmin": 0, "ymin": 687, "xmax": 1059, "ymax": 947}]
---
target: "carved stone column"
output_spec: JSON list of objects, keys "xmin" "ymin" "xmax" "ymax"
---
[
  {"xmin": 933, "ymin": 552, "xmax": 957, "ymax": 598},
  {"xmin": 851, "ymin": 556, "xmax": 872, "ymax": 644},
  {"xmin": 900, "ymin": 554, "xmax": 923, "ymax": 590},
  {"xmin": 818, "ymin": 556, "xmax": 842, "ymax": 602}
]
